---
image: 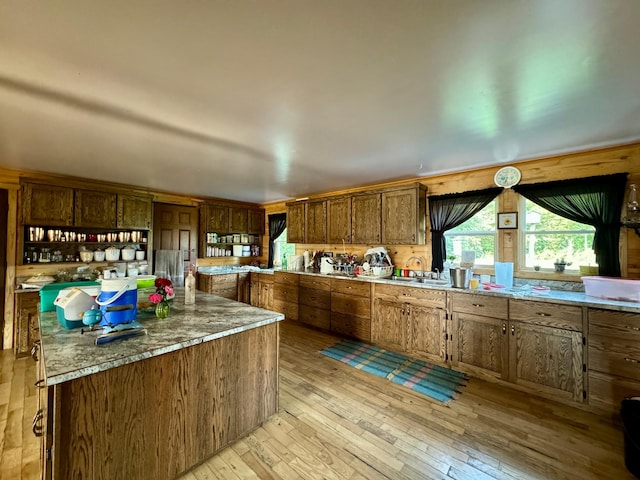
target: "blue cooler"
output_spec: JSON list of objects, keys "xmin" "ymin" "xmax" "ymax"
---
[{"xmin": 96, "ymin": 278, "xmax": 138, "ymax": 327}]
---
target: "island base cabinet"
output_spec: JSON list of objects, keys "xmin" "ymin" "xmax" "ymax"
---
[{"xmin": 47, "ymin": 323, "xmax": 280, "ymax": 480}]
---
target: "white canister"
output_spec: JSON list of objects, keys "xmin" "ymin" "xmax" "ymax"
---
[
  {"xmin": 105, "ymin": 246, "xmax": 120, "ymax": 261},
  {"xmin": 121, "ymin": 246, "xmax": 136, "ymax": 261},
  {"xmin": 232, "ymin": 245, "xmax": 243, "ymax": 256},
  {"xmin": 135, "ymin": 250, "xmax": 145, "ymax": 261}
]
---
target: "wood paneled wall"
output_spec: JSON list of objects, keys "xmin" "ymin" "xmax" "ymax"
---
[{"xmin": 263, "ymin": 142, "xmax": 640, "ymax": 279}]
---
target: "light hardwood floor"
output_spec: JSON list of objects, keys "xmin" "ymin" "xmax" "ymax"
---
[{"xmin": 1, "ymin": 321, "xmax": 634, "ymax": 480}]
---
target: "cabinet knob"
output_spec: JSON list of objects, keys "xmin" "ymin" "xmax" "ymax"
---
[
  {"xmin": 624, "ymin": 357, "xmax": 639, "ymax": 364},
  {"xmin": 625, "ymin": 325, "xmax": 640, "ymax": 332},
  {"xmin": 511, "ymin": 325, "xmax": 515, "ymax": 336},
  {"xmin": 536, "ymin": 312, "xmax": 551, "ymax": 317},
  {"xmin": 472, "ymin": 303, "xmax": 484, "ymax": 308},
  {"xmin": 502, "ymin": 323, "xmax": 507, "ymax": 335}
]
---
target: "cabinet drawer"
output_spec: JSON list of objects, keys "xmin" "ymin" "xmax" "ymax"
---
[
  {"xmin": 589, "ymin": 309, "xmax": 640, "ymax": 340},
  {"xmin": 299, "ymin": 275, "xmax": 331, "ymax": 291},
  {"xmin": 299, "ymin": 305, "xmax": 330, "ymax": 330},
  {"xmin": 299, "ymin": 287, "xmax": 330, "ymax": 309},
  {"xmin": 589, "ymin": 334, "xmax": 640, "ymax": 380},
  {"xmin": 274, "ymin": 271, "xmax": 299, "ymax": 286},
  {"xmin": 209, "ymin": 286, "xmax": 238, "ymax": 300},
  {"xmin": 258, "ymin": 273, "xmax": 274, "ymax": 285},
  {"xmin": 331, "ymin": 312, "xmax": 371, "ymax": 342},
  {"xmin": 450, "ymin": 292, "xmax": 508, "ymax": 319},
  {"xmin": 331, "ymin": 292, "xmax": 371, "ymax": 319},
  {"xmin": 331, "ymin": 278, "xmax": 371, "ymax": 297},
  {"xmin": 273, "ymin": 299, "xmax": 298, "ymax": 320},
  {"xmin": 273, "ymin": 285, "xmax": 299, "ymax": 303},
  {"xmin": 375, "ymin": 284, "xmax": 446, "ymax": 308},
  {"xmin": 588, "ymin": 370, "xmax": 640, "ymax": 415},
  {"xmin": 509, "ymin": 300, "xmax": 582, "ymax": 331}
]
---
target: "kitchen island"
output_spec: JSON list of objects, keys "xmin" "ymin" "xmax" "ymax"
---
[{"xmin": 36, "ymin": 287, "xmax": 284, "ymax": 480}]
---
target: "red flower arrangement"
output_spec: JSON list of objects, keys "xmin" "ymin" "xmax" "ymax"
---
[{"xmin": 149, "ymin": 277, "xmax": 174, "ymax": 304}]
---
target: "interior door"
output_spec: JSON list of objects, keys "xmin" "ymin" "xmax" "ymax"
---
[{"xmin": 152, "ymin": 203, "xmax": 198, "ymax": 278}]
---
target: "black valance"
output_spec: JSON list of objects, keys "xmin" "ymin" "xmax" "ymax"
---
[
  {"xmin": 513, "ymin": 173, "xmax": 628, "ymax": 277},
  {"xmin": 429, "ymin": 187, "xmax": 503, "ymax": 272}
]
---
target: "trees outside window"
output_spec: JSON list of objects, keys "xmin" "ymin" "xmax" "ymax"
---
[
  {"xmin": 273, "ymin": 228, "xmax": 295, "ymax": 267},
  {"xmin": 521, "ymin": 198, "xmax": 596, "ymax": 270},
  {"xmin": 444, "ymin": 200, "xmax": 496, "ymax": 266}
]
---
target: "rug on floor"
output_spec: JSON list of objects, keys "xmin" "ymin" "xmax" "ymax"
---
[{"xmin": 320, "ymin": 339, "xmax": 468, "ymax": 403}]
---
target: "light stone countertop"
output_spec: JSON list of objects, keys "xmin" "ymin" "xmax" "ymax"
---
[{"xmin": 39, "ymin": 287, "xmax": 284, "ymax": 386}]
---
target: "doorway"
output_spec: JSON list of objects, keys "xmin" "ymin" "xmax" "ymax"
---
[
  {"xmin": 152, "ymin": 203, "xmax": 198, "ymax": 282},
  {"xmin": 0, "ymin": 189, "xmax": 7, "ymax": 349}
]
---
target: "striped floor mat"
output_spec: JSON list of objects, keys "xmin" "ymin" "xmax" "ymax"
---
[{"xmin": 320, "ymin": 339, "xmax": 467, "ymax": 403}]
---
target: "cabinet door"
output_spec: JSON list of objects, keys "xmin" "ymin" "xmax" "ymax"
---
[
  {"xmin": 117, "ymin": 194, "xmax": 152, "ymax": 229},
  {"xmin": 408, "ymin": 305, "xmax": 447, "ymax": 364},
  {"xmin": 230, "ymin": 207, "xmax": 248, "ymax": 233},
  {"xmin": 287, "ymin": 203, "xmax": 305, "ymax": 243},
  {"xmin": 206, "ymin": 205, "xmax": 230, "ymax": 233},
  {"xmin": 510, "ymin": 321, "xmax": 584, "ymax": 403},
  {"xmin": 74, "ymin": 189, "xmax": 117, "ymax": 228},
  {"xmin": 260, "ymin": 283, "xmax": 274, "ymax": 310},
  {"xmin": 327, "ymin": 197, "xmax": 351, "ymax": 244},
  {"xmin": 249, "ymin": 274, "xmax": 260, "ymax": 307},
  {"xmin": 22, "ymin": 183, "xmax": 74, "ymax": 226},
  {"xmin": 351, "ymin": 193, "xmax": 381, "ymax": 244},
  {"xmin": 451, "ymin": 312, "xmax": 508, "ymax": 380},
  {"xmin": 248, "ymin": 209, "xmax": 265, "ymax": 235},
  {"xmin": 372, "ymin": 299, "xmax": 406, "ymax": 352},
  {"xmin": 237, "ymin": 273, "xmax": 250, "ymax": 304},
  {"xmin": 305, "ymin": 200, "xmax": 327, "ymax": 244},
  {"xmin": 14, "ymin": 292, "xmax": 39, "ymax": 357},
  {"xmin": 382, "ymin": 187, "xmax": 425, "ymax": 245}
]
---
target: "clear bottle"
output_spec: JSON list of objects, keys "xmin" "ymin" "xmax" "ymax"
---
[{"xmin": 185, "ymin": 268, "xmax": 196, "ymax": 304}]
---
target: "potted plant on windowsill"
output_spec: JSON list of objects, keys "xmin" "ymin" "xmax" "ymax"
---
[{"xmin": 554, "ymin": 258, "xmax": 571, "ymax": 272}]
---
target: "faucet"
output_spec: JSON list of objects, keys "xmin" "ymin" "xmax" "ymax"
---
[
  {"xmin": 405, "ymin": 256, "xmax": 426, "ymax": 277},
  {"xmin": 432, "ymin": 268, "xmax": 440, "ymax": 280}
]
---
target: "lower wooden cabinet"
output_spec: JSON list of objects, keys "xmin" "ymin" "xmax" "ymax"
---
[
  {"xmin": 249, "ymin": 272, "xmax": 260, "ymax": 307},
  {"xmin": 298, "ymin": 275, "xmax": 331, "ymax": 330},
  {"xmin": 197, "ymin": 273, "xmax": 238, "ymax": 300},
  {"xmin": 407, "ymin": 304, "xmax": 447, "ymax": 365},
  {"xmin": 330, "ymin": 278, "xmax": 371, "ymax": 341},
  {"xmin": 14, "ymin": 291, "xmax": 40, "ymax": 357},
  {"xmin": 588, "ymin": 308, "xmax": 640, "ymax": 415},
  {"xmin": 273, "ymin": 272, "xmax": 299, "ymax": 321},
  {"xmin": 258, "ymin": 273, "xmax": 274, "ymax": 310},
  {"xmin": 372, "ymin": 299, "xmax": 406, "ymax": 352}
]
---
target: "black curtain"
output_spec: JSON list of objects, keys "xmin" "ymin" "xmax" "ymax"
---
[
  {"xmin": 513, "ymin": 173, "xmax": 628, "ymax": 277},
  {"xmin": 429, "ymin": 187, "xmax": 503, "ymax": 272},
  {"xmin": 267, "ymin": 213, "xmax": 287, "ymax": 268}
]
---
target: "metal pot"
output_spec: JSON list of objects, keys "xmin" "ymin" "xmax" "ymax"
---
[{"xmin": 450, "ymin": 267, "xmax": 472, "ymax": 289}]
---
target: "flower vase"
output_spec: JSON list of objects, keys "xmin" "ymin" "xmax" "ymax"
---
[{"xmin": 155, "ymin": 300, "xmax": 170, "ymax": 319}]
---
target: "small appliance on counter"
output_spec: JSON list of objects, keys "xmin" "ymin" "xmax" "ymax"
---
[{"xmin": 54, "ymin": 288, "xmax": 99, "ymax": 329}]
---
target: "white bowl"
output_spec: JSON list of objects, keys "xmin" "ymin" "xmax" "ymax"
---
[
  {"xmin": 105, "ymin": 248, "xmax": 120, "ymax": 261},
  {"xmin": 94, "ymin": 250, "xmax": 106, "ymax": 262},
  {"xmin": 79, "ymin": 251, "xmax": 94, "ymax": 262},
  {"xmin": 121, "ymin": 248, "xmax": 136, "ymax": 261}
]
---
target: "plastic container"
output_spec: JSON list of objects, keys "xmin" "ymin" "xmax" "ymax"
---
[
  {"xmin": 54, "ymin": 288, "xmax": 98, "ymax": 329},
  {"xmin": 96, "ymin": 278, "xmax": 138, "ymax": 326},
  {"xmin": 495, "ymin": 262, "xmax": 514, "ymax": 288},
  {"xmin": 582, "ymin": 276, "xmax": 640, "ymax": 303},
  {"xmin": 621, "ymin": 397, "xmax": 640, "ymax": 477},
  {"xmin": 136, "ymin": 274, "xmax": 157, "ymax": 289},
  {"xmin": 39, "ymin": 281, "xmax": 101, "ymax": 312}
]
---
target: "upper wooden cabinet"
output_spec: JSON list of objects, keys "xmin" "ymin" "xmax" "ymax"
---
[
  {"xmin": 352, "ymin": 193, "xmax": 381, "ymax": 244},
  {"xmin": 230, "ymin": 206, "xmax": 248, "ymax": 233},
  {"xmin": 381, "ymin": 185, "xmax": 427, "ymax": 245},
  {"xmin": 22, "ymin": 183, "xmax": 74, "ymax": 226},
  {"xmin": 305, "ymin": 200, "xmax": 327, "ymax": 244},
  {"xmin": 327, "ymin": 197, "xmax": 351, "ymax": 244},
  {"xmin": 205, "ymin": 204, "xmax": 230, "ymax": 233},
  {"xmin": 74, "ymin": 189, "xmax": 117, "ymax": 228},
  {"xmin": 117, "ymin": 194, "xmax": 152, "ymax": 230},
  {"xmin": 287, "ymin": 202, "xmax": 305, "ymax": 243},
  {"xmin": 247, "ymin": 209, "xmax": 265, "ymax": 235}
]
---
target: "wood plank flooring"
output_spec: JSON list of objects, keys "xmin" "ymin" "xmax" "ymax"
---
[{"xmin": 1, "ymin": 321, "xmax": 634, "ymax": 479}]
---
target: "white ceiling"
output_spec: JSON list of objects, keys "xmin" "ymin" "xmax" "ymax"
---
[{"xmin": 1, "ymin": 1, "xmax": 639, "ymax": 204}]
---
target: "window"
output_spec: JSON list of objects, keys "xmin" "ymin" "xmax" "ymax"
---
[
  {"xmin": 272, "ymin": 228, "xmax": 295, "ymax": 267},
  {"xmin": 521, "ymin": 198, "xmax": 596, "ymax": 270},
  {"xmin": 444, "ymin": 200, "xmax": 496, "ymax": 266}
]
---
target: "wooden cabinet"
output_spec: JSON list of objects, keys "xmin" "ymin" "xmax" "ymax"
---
[
  {"xmin": 286, "ymin": 202, "xmax": 305, "ymax": 243},
  {"xmin": 237, "ymin": 272, "xmax": 251, "ymax": 304},
  {"xmin": 381, "ymin": 185, "xmax": 426, "ymax": 245},
  {"xmin": 248, "ymin": 209, "xmax": 265, "ymax": 235},
  {"xmin": 204, "ymin": 204, "xmax": 230, "ymax": 234},
  {"xmin": 230, "ymin": 206, "xmax": 248, "ymax": 233},
  {"xmin": 35, "ymin": 342, "xmax": 53, "ymax": 480},
  {"xmin": 327, "ymin": 197, "xmax": 351, "ymax": 244},
  {"xmin": 273, "ymin": 271, "xmax": 299, "ymax": 320},
  {"xmin": 305, "ymin": 200, "xmax": 327, "ymax": 244},
  {"xmin": 298, "ymin": 275, "xmax": 331, "ymax": 330},
  {"xmin": 373, "ymin": 284, "xmax": 447, "ymax": 363},
  {"xmin": 588, "ymin": 309, "xmax": 640, "ymax": 414},
  {"xmin": 258, "ymin": 273, "xmax": 274, "ymax": 310},
  {"xmin": 74, "ymin": 189, "xmax": 117, "ymax": 228},
  {"xmin": 450, "ymin": 292, "xmax": 509, "ymax": 380},
  {"xmin": 22, "ymin": 183, "xmax": 74, "ymax": 226},
  {"xmin": 117, "ymin": 194, "xmax": 152, "ymax": 229},
  {"xmin": 14, "ymin": 291, "xmax": 39, "ymax": 357},
  {"xmin": 249, "ymin": 272, "xmax": 260, "ymax": 307},
  {"xmin": 330, "ymin": 278, "xmax": 371, "ymax": 341},
  {"xmin": 351, "ymin": 193, "xmax": 381, "ymax": 244},
  {"xmin": 451, "ymin": 293, "xmax": 585, "ymax": 403},
  {"xmin": 197, "ymin": 273, "xmax": 238, "ymax": 300}
]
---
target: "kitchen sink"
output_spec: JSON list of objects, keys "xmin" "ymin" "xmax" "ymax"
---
[{"xmin": 390, "ymin": 276, "xmax": 450, "ymax": 286}]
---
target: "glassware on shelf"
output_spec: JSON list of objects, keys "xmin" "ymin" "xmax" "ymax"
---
[{"xmin": 627, "ymin": 184, "xmax": 639, "ymax": 221}]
